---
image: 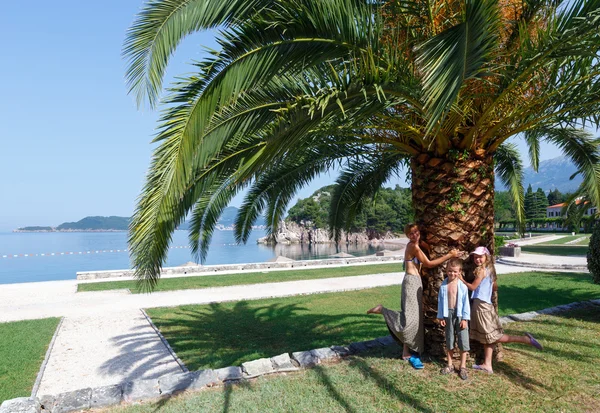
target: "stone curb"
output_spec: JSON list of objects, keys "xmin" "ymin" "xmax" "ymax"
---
[
  {"xmin": 496, "ymin": 258, "xmax": 588, "ymax": 271},
  {"xmin": 31, "ymin": 317, "xmax": 64, "ymax": 398},
  {"xmin": 139, "ymin": 309, "xmax": 188, "ymax": 373},
  {"xmin": 3, "ymin": 299, "xmax": 598, "ymax": 413},
  {"xmin": 76, "ymin": 255, "xmax": 403, "ymax": 281}
]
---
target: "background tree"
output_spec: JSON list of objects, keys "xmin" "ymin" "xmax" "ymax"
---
[
  {"xmin": 524, "ymin": 185, "xmax": 537, "ymax": 220},
  {"xmin": 494, "ymin": 191, "xmax": 515, "ymax": 224},
  {"xmin": 547, "ymin": 188, "xmax": 566, "ymax": 206},
  {"xmin": 535, "ymin": 188, "xmax": 550, "ymax": 219},
  {"xmin": 286, "ymin": 185, "xmax": 414, "ymax": 236},
  {"xmin": 124, "ymin": 0, "xmax": 600, "ymax": 356}
]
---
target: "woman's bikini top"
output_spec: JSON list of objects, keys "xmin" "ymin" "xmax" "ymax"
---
[{"xmin": 404, "ymin": 256, "xmax": 421, "ymax": 265}]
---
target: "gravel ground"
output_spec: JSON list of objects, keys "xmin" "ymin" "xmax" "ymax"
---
[{"xmin": 36, "ymin": 311, "xmax": 183, "ymax": 395}]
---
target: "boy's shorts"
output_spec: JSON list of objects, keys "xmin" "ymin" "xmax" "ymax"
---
[{"xmin": 445, "ymin": 308, "xmax": 470, "ymax": 351}]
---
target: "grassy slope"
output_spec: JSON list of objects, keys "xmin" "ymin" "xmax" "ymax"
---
[
  {"xmin": 77, "ymin": 263, "xmax": 403, "ymax": 293},
  {"xmin": 109, "ymin": 307, "xmax": 600, "ymax": 413},
  {"xmin": 0, "ymin": 318, "xmax": 61, "ymax": 403},
  {"xmin": 145, "ymin": 271, "xmax": 600, "ymax": 371}
]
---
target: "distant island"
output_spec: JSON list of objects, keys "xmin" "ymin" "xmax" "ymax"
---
[
  {"xmin": 15, "ymin": 216, "xmax": 130, "ymax": 232},
  {"xmin": 14, "ymin": 208, "xmax": 266, "ymax": 232}
]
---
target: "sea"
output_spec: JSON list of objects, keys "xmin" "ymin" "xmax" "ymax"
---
[{"xmin": 0, "ymin": 230, "xmax": 397, "ymax": 284}]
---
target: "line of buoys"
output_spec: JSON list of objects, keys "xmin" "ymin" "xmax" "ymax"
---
[{"xmin": 1, "ymin": 243, "xmax": 244, "ymax": 259}]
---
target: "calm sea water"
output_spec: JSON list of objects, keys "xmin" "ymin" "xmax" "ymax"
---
[{"xmin": 0, "ymin": 231, "xmax": 397, "ymax": 284}]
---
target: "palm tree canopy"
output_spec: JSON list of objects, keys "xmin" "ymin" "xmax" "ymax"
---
[{"xmin": 124, "ymin": 0, "xmax": 600, "ymax": 289}]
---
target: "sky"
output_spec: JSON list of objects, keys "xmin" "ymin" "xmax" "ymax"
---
[{"xmin": 0, "ymin": 1, "xmax": 564, "ymax": 232}]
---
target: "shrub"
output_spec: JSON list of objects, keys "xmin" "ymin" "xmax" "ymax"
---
[
  {"xmin": 587, "ymin": 223, "xmax": 600, "ymax": 284},
  {"xmin": 494, "ymin": 235, "xmax": 505, "ymax": 256}
]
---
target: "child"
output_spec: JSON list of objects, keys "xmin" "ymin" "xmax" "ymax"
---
[
  {"xmin": 460, "ymin": 246, "xmax": 543, "ymax": 374},
  {"xmin": 437, "ymin": 258, "xmax": 470, "ymax": 380}
]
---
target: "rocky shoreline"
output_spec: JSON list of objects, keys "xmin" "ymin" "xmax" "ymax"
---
[{"xmin": 257, "ymin": 221, "xmax": 403, "ymax": 245}]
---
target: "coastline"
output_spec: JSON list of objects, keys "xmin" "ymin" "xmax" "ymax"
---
[{"xmin": 12, "ymin": 229, "xmax": 128, "ymax": 233}]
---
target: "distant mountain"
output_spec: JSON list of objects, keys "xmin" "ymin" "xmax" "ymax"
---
[
  {"xmin": 15, "ymin": 216, "xmax": 130, "ymax": 232},
  {"xmin": 57, "ymin": 216, "xmax": 130, "ymax": 231},
  {"xmin": 496, "ymin": 155, "xmax": 582, "ymax": 193},
  {"xmin": 15, "ymin": 208, "xmax": 266, "ymax": 233}
]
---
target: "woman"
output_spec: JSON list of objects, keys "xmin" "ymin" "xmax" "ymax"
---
[{"xmin": 367, "ymin": 223, "xmax": 460, "ymax": 369}]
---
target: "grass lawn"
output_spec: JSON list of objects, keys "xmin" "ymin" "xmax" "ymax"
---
[
  {"xmin": 520, "ymin": 245, "xmax": 588, "ymax": 256},
  {"xmin": 77, "ymin": 263, "xmax": 403, "ymax": 293},
  {"xmin": 145, "ymin": 271, "xmax": 600, "ymax": 372},
  {"xmin": 540, "ymin": 235, "xmax": 590, "ymax": 245},
  {"xmin": 0, "ymin": 318, "xmax": 61, "ymax": 404},
  {"xmin": 108, "ymin": 307, "xmax": 600, "ymax": 413}
]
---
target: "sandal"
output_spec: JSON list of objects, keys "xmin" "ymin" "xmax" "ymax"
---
[
  {"xmin": 459, "ymin": 367, "xmax": 469, "ymax": 380},
  {"xmin": 440, "ymin": 366, "xmax": 454, "ymax": 375},
  {"xmin": 408, "ymin": 355, "xmax": 424, "ymax": 370},
  {"xmin": 472, "ymin": 364, "xmax": 493, "ymax": 374},
  {"xmin": 525, "ymin": 332, "xmax": 543, "ymax": 351}
]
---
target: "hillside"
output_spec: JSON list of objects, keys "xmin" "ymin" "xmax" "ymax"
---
[
  {"xmin": 15, "ymin": 208, "xmax": 264, "ymax": 232},
  {"xmin": 57, "ymin": 216, "xmax": 130, "ymax": 231}
]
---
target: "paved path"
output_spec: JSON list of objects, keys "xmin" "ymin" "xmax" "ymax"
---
[{"xmin": 0, "ymin": 262, "xmax": 581, "ymax": 396}]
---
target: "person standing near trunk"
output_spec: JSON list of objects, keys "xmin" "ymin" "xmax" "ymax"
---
[
  {"xmin": 460, "ymin": 246, "xmax": 543, "ymax": 374},
  {"xmin": 367, "ymin": 223, "xmax": 460, "ymax": 369}
]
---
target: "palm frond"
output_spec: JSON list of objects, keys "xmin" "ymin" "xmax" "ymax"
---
[
  {"xmin": 329, "ymin": 152, "xmax": 406, "ymax": 242},
  {"xmin": 416, "ymin": 0, "xmax": 500, "ymax": 135},
  {"xmin": 494, "ymin": 143, "xmax": 525, "ymax": 233}
]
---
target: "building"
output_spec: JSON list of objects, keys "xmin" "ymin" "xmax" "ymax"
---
[{"xmin": 546, "ymin": 201, "xmax": 597, "ymax": 218}]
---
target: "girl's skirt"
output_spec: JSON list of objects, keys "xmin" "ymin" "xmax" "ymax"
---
[
  {"xmin": 470, "ymin": 298, "xmax": 504, "ymax": 344},
  {"xmin": 381, "ymin": 273, "xmax": 424, "ymax": 354}
]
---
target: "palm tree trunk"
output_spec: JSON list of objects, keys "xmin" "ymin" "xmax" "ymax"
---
[{"xmin": 411, "ymin": 151, "xmax": 502, "ymax": 360}]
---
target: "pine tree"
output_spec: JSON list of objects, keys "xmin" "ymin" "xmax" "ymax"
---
[
  {"xmin": 547, "ymin": 188, "xmax": 565, "ymax": 206},
  {"xmin": 535, "ymin": 188, "xmax": 549, "ymax": 218},
  {"xmin": 524, "ymin": 185, "xmax": 536, "ymax": 220}
]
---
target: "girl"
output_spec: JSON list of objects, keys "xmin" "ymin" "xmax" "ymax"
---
[
  {"xmin": 460, "ymin": 246, "xmax": 543, "ymax": 374},
  {"xmin": 367, "ymin": 223, "xmax": 460, "ymax": 369}
]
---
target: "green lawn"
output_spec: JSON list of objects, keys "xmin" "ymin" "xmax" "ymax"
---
[
  {"xmin": 0, "ymin": 318, "xmax": 61, "ymax": 403},
  {"xmin": 540, "ymin": 235, "xmax": 590, "ymax": 245},
  {"xmin": 108, "ymin": 307, "xmax": 600, "ymax": 413},
  {"xmin": 145, "ymin": 271, "xmax": 600, "ymax": 372},
  {"xmin": 77, "ymin": 263, "xmax": 403, "ymax": 293},
  {"xmin": 520, "ymin": 245, "xmax": 588, "ymax": 256}
]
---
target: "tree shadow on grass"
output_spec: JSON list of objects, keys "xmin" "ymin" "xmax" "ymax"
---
[
  {"xmin": 312, "ymin": 365, "xmax": 358, "ymax": 413},
  {"xmin": 98, "ymin": 326, "xmax": 183, "ymax": 382},
  {"xmin": 345, "ymin": 350, "xmax": 434, "ymax": 413},
  {"xmin": 498, "ymin": 283, "xmax": 600, "ymax": 316},
  {"xmin": 148, "ymin": 301, "xmax": 386, "ymax": 370},
  {"xmin": 492, "ymin": 360, "xmax": 549, "ymax": 391}
]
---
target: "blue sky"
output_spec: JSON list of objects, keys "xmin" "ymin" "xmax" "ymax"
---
[{"xmin": 0, "ymin": 1, "xmax": 563, "ymax": 231}]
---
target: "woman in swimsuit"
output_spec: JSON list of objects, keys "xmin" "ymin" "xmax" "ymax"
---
[{"xmin": 367, "ymin": 223, "xmax": 460, "ymax": 369}]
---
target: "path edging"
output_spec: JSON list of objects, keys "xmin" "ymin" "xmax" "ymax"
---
[
  {"xmin": 31, "ymin": 317, "xmax": 64, "ymax": 398},
  {"xmin": 3, "ymin": 298, "xmax": 599, "ymax": 413}
]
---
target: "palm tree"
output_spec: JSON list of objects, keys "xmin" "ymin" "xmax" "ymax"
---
[{"xmin": 124, "ymin": 0, "xmax": 600, "ymax": 356}]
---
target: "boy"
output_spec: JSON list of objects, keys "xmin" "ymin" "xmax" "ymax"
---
[{"xmin": 437, "ymin": 257, "xmax": 471, "ymax": 380}]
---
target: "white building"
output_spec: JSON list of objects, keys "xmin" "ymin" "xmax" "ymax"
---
[{"xmin": 546, "ymin": 201, "xmax": 597, "ymax": 218}]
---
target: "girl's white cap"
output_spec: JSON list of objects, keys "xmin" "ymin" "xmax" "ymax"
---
[{"xmin": 470, "ymin": 246, "xmax": 490, "ymax": 256}]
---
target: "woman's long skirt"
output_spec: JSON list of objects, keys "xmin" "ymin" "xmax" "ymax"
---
[{"xmin": 381, "ymin": 273, "xmax": 424, "ymax": 354}]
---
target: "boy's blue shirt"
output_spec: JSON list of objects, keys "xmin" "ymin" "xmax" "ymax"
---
[{"xmin": 437, "ymin": 279, "xmax": 470, "ymax": 320}]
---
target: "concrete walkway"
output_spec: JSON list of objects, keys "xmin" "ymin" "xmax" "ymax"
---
[{"xmin": 0, "ymin": 262, "xmax": 582, "ymax": 396}]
